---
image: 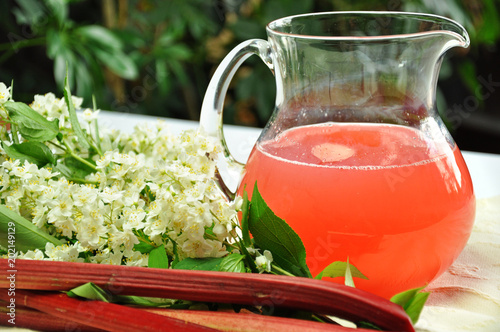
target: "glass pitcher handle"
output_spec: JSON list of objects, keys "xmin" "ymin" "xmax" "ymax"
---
[{"xmin": 199, "ymin": 39, "xmax": 273, "ymax": 199}]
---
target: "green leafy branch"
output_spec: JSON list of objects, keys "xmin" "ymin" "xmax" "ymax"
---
[{"xmin": 1, "ymin": 78, "xmax": 100, "ymax": 182}]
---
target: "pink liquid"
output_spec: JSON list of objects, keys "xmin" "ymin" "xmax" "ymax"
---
[{"xmin": 239, "ymin": 123, "xmax": 475, "ymax": 298}]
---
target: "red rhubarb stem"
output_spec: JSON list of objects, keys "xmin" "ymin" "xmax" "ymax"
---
[
  {"xmin": 0, "ymin": 290, "xmax": 216, "ymax": 332},
  {"xmin": 0, "ymin": 259, "xmax": 414, "ymax": 332},
  {"xmin": 144, "ymin": 307, "xmax": 379, "ymax": 332},
  {"xmin": 0, "ymin": 298, "xmax": 377, "ymax": 332},
  {"xmin": 0, "ymin": 299, "xmax": 104, "ymax": 332}
]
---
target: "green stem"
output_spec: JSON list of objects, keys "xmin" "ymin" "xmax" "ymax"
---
[
  {"xmin": 204, "ymin": 233, "xmax": 239, "ymax": 251},
  {"xmin": 10, "ymin": 124, "xmax": 20, "ymax": 144},
  {"xmin": 85, "ymin": 118, "xmax": 103, "ymax": 157},
  {"xmin": 91, "ymin": 121, "xmax": 103, "ymax": 157},
  {"xmin": 0, "ymin": 37, "xmax": 46, "ymax": 52},
  {"xmin": 90, "ymin": 141, "xmax": 103, "ymax": 157},
  {"xmin": 231, "ymin": 230, "xmax": 258, "ymax": 273},
  {"xmin": 134, "ymin": 230, "xmax": 155, "ymax": 247},
  {"xmin": 47, "ymin": 140, "xmax": 66, "ymax": 151},
  {"xmin": 137, "ymin": 237, "xmax": 152, "ymax": 245},
  {"xmin": 61, "ymin": 140, "xmax": 97, "ymax": 171},
  {"xmin": 271, "ymin": 264, "xmax": 295, "ymax": 277},
  {"xmin": 106, "ymin": 201, "xmax": 115, "ymax": 225},
  {"xmin": 69, "ymin": 152, "xmax": 97, "ymax": 171}
]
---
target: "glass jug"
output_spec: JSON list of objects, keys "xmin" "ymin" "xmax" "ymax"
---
[{"xmin": 199, "ymin": 11, "xmax": 475, "ymax": 299}]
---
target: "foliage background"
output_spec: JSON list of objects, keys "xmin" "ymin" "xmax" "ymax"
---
[{"xmin": 0, "ymin": 0, "xmax": 499, "ymax": 153}]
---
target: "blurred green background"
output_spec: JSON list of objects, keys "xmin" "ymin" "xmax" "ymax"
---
[{"xmin": 1, "ymin": 0, "xmax": 499, "ymax": 153}]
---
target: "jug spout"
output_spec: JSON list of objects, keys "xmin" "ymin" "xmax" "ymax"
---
[
  {"xmin": 262, "ymin": 12, "xmax": 471, "ymax": 132},
  {"xmin": 431, "ymin": 16, "xmax": 470, "ymax": 52}
]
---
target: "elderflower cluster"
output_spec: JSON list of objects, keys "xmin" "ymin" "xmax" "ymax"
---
[
  {"xmin": 30, "ymin": 92, "xmax": 83, "ymax": 129},
  {"xmin": 0, "ymin": 87, "xmax": 242, "ymax": 266},
  {"xmin": 0, "ymin": 82, "xmax": 12, "ymax": 121}
]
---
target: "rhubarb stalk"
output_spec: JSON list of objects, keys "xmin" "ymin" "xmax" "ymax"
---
[
  {"xmin": 0, "ymin": 297, "xmax": 378, "ymax": 332},
  {"xmin": 0, "ymin": 299, "xmax": 104, "ymax": 332},
  {"xmin": 0, "ymin": 290, "xmax": 216, "ymax": 332},
  {"xmin": 0, "ymin": 259, "xmax": 414, "ymax": 331}
]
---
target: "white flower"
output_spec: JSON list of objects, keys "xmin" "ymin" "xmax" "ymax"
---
[
  {"xmin": 89, "ymin": 248, "xmax": 123, "ymax": 265},
  {"xmin": 125, "ymin": 251, "xmax": 149, "ymax": 267},
  {"xmin": 76, "ymin": 214, "xmax": 108, "ymax": 248},
  {"xmin": 30, "ymin": 93, "xmax": 83, "ymax": 129},
  {"xmin": 100, "ymin": 185, "xmax": 124, "ymax": 203},
  {"xmin": 32, "ymin": 204, "xmax": 48, "ymax": 228},
  {"xmin": 122, "ymin": 205, "xmax": 146, "ymax": 231},
  {"xmin": 255, "ymin": 250, "xmax": 273, "ymax": 273},
  {"xmin": 80, "ymin": 108, "xmax": 100, "ymax": 123},
  {"xmin": 180, "ymin": 237, "xmax": 226, "ymax": 258},
  {"xmin": 10, "ymin": 161, "xmax": 39, "ymax": 180},
  {"xmin": 0, "ymin": 100, "xmax": 244, "ymax": 267},
  {"xmin": 96, "ymin": 151, "xmax": 113, "ymax": 169},
  {"xmin": 108, "ymin": 225, "xmax": 139, "ymax": 251},
  {"xmin": 0, "ymin": 83, "xmax": 11, "ymax": 103},
  {"xmin": 37, "ymin": 167, "xmax": 59, "ymax": 180},
  {"xmin": 44, "ymin": 243, "xmax": 84, "ymax": 263},
  {"xmin": 47, "ymin": 193, "xmax": 74, "ymax": 218},
  {"xmin": 18, "ymin": 249, "xmax": 45, "ymax": 260},
  {"xmin": 72, "ymin": 185, "xmax": 98, "ymax": 207}
]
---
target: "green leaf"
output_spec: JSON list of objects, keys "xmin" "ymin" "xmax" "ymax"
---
[
  {"xmin": 315, "ymin": 261, "xmax": 368, "ymax": 281},
  {"xmin": 248, "ymin": 183, "xmax": 311, "ymax": 278},
  {"xmin": 114, "ymin": 295, "xmax": 179, "ymax": 307},
  {"xmin": 1, "ymin": 141, "xmax": 56, "ymax": 167},
  {"xmin": 60, "ymin": 156, "xmax": 94, "ymax": 178},
  {"xmin": 173, "ymin": 257, "xmax": 223, "ymax": 271},
  {"xmin": 238, "ymin": 242, "xmax": 258, "ymax": 274},
  {"xmin": 68, "ymin": 282, "xmax": 186, "ymax": 308},
  {"xmin": 344, "ymin": 258, "xmax": 355, "ymax": 287},
  {"xmin": 134, "ymin": 242, "xmax": 156, "ymax": 254},
  {"xmin": 148, "ymin": 244, "xmax": 169, "ymax": 269},
  {"xmin": 390, "ymin": 286, "xmax": 430, "ymax": 325},
  {"xmin": 170, "ymin": 240, "xmax": 180, "ymax": 268},
  {"xmin": 91, "ymin": 95, "xmax": 102, "ymax": 154},
  {"xmin": 45, "ymin": 0, "xmax": 68, "ymax": 26},
  {"xmin": 390, "ymin": 286, "xmax": 425, "ymax": 307},
  {"xmin": 404, "ymin": 292, "xmax": 430, "ymax": 324},
  {"xmin": 93, "ymin": 48, "xmax": 138, "ymax": 80},
  {"xmin": 158, "ymin": 44, "xmax": 192, "ymax": 61},
  {"xmin": 219, "ymin": 254, "xmax": 246, "ymax": 273},
  {"xmin": 46, "ymin": 28, "xmax": 66, "ymax": 58},
  {"xmin": 240, "ymin": 189, "xmax": 251, "ymax": 247},
  {"xmin": 67, "ymin": 282, "xmax": 110, "ymax": 302},
  {"xmin": 50, "ymin": 163, "xmax": 73, "ymax": 179},
  {"xmin": 63, "ymin": 71, "xmax": 91, "ymax": 150},
  {"xmin": 11, "ymin": 0, "xmax": 45, "ymax": 25},
  {"xmin": 4, "ymin": 101, "xmax": 60, "ymax": 142},
  {"xmin": 75, "ymin": 25, "xmax": 123, "ymax": 50},
  {"xmin": 0, "ymin": 205, "xmax": 63, "ymax": 252},
  {"xmin": 54, "ymin": 53, "xmax": 70, "ymax": 89},
  {"xmin": 74, "ymin": 60, "xmax": 94, "ymax": 100}
]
